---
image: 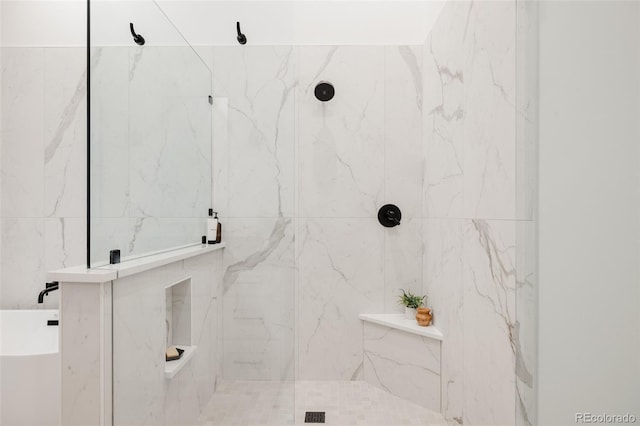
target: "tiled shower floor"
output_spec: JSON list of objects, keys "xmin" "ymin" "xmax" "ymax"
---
[{"xmin": 195, "ymin": 380, "xmax": 448, "ymax": 426}]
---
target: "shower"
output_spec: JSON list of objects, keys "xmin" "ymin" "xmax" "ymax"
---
[{"xmin": 1, "ymin": 0, "xmax": 638, "ymax": 425}]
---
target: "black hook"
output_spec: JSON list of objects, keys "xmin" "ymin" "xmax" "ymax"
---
[
  {"xmin": 236, "ymin": 21, "xmax": 247, "ymax": 45},
  {"xmin": 130, "ymin": 22, "xmax": 145, "ymax": 46}
]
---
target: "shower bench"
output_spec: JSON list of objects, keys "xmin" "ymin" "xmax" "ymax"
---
[{"xmin": 359, "ymin": 314, "xmax": 443, "ymax": 413}]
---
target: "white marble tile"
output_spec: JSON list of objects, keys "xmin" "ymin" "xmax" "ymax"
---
[
  {"xmin": 297, "ymin": 218, "xmax": 384, "ymax": 380},
  {"xmin": 60, "ymin": 282, "xmax": 111, "ymax": 426},
  {"xmin": 1, "ymin": 48, "xmax": 45, "ymax": 219},
  {"xmin": 84, "ymin": 45, "xmax": 212, "ymax": 263},
  {"xmin": 179, "ymin": 363, "xmax": 202, "ymax": 426},
  {"xmin": 364, "ymin": 322, "xmax": 441, "ymax": 412},
  {"xmin": 164, "ymin": 369, "xmax": 181, "ymax": 426},
  {"xmin": 169, "ymin": 279, "xmax": 192, "ymax": 346},
  {"xmin": 462, "ymin": 1, "xmax": 517, "ymax": 220},
  {"xmin": 112, "ymin": 267, "xmax": 167, "ymax": 426},
  {"xmin": 196, "ymin": 380, "xmax": 448, "ymax": 426},
  {"xmin": 384, "ymin": 46, "xmax": 423, "ymax": 218},
  {"xmin": 0, "ymin": 218, "xmax": 45, "ymax": 309},
  {"xmin": 212, "ymin": 46, "xmax": 297, "ymax": 218},
  {"xmin": 298, "ymin": 46, "xmax": 384, "ymax": 218},
  {"xmin": 516, "ymin": 0, "xmax": 539, "ymax": 223},
  {"xmin": 44, "ymin": 47, "xmax": 86, "ymax": 218},
  {"xmin": 221, "ymin": 217, "xmax": 295, "ymax": 380},
  {"xmin": 128, "ymin": 46, "xmax": 211, "ymax": 98},
  {"xmin": 184, "ymin": 250, "xmax": 222, "ymax": 418},
  {"xmin": 89, "ymin": 217, "xmax": 131, "ymax": 265},
  {"xmin": 44, "ymin": 217, "xmax": 85, "ymax": 307},
  {"xmin": 45, "ymin": 216, "xmax": 85, "ymax": 271},
  {"xmin": 223, "ymin": 337, "xmax": 294, "ymax": 381},
  {"xmin": 91, "ymin": 45, "xmax": 213, "ymax": 263},
  {"xmin": 384, "ymin": 217, "xmax": 423, "ymax": 313},
  {"xmin": 111, "ymin": 252, "xmax": 220, "ymax": 425},
  {"xmin": 423, "ymin": 218, "xmax": 464, "ymax": 425},
  {"xmin": 128, "ymin": 93, "xmax": 211, "ymax": 219},
  {"xmin": 183, "ymin": 250, "xmax": 219, "ymax": 342},
  {"xmin": 89, "ymin": 47, "xmax": 130, "ymax": 219},
  {"xmin": 196, "ymin": 380, "xmax": 294, "ymax": 426},
  {"xmin": 515, "ymin": 220, "xmax": 537, "ymax": 426},
  {"xmin": 462, "ymin": 219, "xmax": 516, "ymax": 426},
  {"xmin": 125, "ymin": 217, "xmax": 205, "ymax": 257},
  {"xmin": 422, "ymin": 2, "xmax": 467, "ymax": 219}
]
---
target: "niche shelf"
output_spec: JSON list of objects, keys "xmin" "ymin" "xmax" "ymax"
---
[
  {"xmin": 164, "ymin": 277, "xmax": 196, "ymax": 379},
  {"xmin": 165, "ymin": 345, "xmax": 197, "ymax": 379},
  {"xmin": 359, "ymin": 313, "xmax": 444, "ymax": 341}
]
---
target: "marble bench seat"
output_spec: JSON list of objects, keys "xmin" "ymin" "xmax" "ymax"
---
[{"xmin": 359, "ymin": 314, "xmax": 444, "ymax": 412}]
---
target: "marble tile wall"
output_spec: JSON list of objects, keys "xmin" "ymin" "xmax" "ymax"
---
[
  {"xmin": 110, "ymin": 250, "xmax": 222, "ymax": 425},
  {"xmin": 1, "ymin": 5, "xmax": 533, "ymax": 423},
  {"xmin": 297, "ymin": 45, "xmax": 424, "ymax": 381},
  {"xmin": 422, "ymin": 1, "xmax": 535, "ymax": 425},
  {"xmin": 211, "ymin": 46, "xmax": 297, "ymax": 381},
  {"xmin": 515, "ymin": 1, "xmax": 539, "ymax": 424},
  {"xmin": 212, "ymin": 45, "xmax": 424, "ymax": 382},
  {"xmin": 0, "ymin": 45, "xmax": 214, "ymax": 309},
  {"xmin": 1, "ymin": 47, "xmax": 86, "ymax": 309},
  {"xmin": 363, "ymin": 322, "xmax": 441, "ymax": 412},
  {"xmin": 90, "ymin": 46, "xmax": 212, "ymax": 265}
]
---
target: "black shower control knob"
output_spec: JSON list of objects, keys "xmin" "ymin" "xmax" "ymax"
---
[{"xmin": 378, "ymin": 204, "xmax": 402, "ymax": 228}]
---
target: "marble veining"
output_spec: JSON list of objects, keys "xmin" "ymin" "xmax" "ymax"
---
[
  {"xmin": 303, "ymin": 46, "xmax": 338, "ymax": 94},
  {"xmin": 298, "ymin": 46, "xmax": 385, "ymax": 218},
  {"xmin": 463, "ymin": 219, "xmax": 517, "ymax": 425},
  {"xmin": 222, "ymin": 217, "xmax": 291, "ymax": 295},
  {"xmin": 397, "ymin": 46, "xmax": 423, "ymax": 110},
  {"xmin": 213, "ymin": 46, "xmax": 296, "ymax": 218},
  {"xmin": 421, "ymin": 1, "xmax": 528, "ymax": 424},
  {"xmin": 44, "ymin": 68, "xmax": 85, "ymax": 165},
  {"xmin": 364, "ymin": 322, "xmax": 441, "ymax": 412},
  {"xmin": 423, "ymin": 10, "xmax": 466, "ymax": 219}
]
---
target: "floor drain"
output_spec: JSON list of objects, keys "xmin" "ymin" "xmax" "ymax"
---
[{"xmin": 305, "ymin": 411, "xmax": 326, "ymax": 423}]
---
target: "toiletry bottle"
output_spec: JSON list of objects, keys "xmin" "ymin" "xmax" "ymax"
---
[
  {"xmin": 214, "ymin": 212, "xmax": 222, "ymax": 243},
  {"xmin": 207, "ymin": 209, "xmax": 218, "ymax": 244}
]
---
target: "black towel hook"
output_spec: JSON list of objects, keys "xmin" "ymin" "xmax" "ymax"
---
[
  {"xmin": 130, "ymin": 22, "xmax": 145, "ymax": 46},
  {"xmin": 236, "ymin": 21, "xmax": 247, "ymax": 45}
]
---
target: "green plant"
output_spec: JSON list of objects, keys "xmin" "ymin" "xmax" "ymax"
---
[{"xmin": 398, "ymin": 289, "xmax": 426, "ymax": 309}]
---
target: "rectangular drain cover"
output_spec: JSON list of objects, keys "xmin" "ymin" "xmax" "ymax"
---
[{"xmin": 305, "ymin": 411, "xmax": 326, "ymax": 423}]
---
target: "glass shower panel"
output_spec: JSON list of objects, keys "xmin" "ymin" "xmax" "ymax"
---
[
  {"xmin": 516, "ymin": 1, "xmax": 538, "ymax": 424},
  {"xmin": 89, "ymin": 0, "xmax": 212, "ymax": 267},
  {"xmin": 209, "ymin": 44, "xmax": 297, "ymax": 425}
]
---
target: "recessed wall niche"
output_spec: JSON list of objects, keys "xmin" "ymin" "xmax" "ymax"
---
[{"xmin": 165, "ymin": 278, "xmax": 194, "ymax": 378}]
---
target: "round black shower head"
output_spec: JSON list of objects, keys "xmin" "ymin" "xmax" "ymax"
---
[{"xmin": 314, "ymin": 82, "xmax": 335, "ymax": 102}]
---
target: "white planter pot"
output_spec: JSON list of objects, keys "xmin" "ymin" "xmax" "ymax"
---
[{"xmin": 404, "ymin": 307, "xmax": 417, "ymax": 320}]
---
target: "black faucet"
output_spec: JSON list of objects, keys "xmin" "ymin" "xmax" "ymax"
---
[{"xmin": 38, "ymin": 281, "xmax": 59, "ymax": 304}]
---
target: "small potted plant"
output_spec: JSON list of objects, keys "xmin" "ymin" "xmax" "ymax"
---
[{"xmin": 398, "ymin": 289, "xmax": 426, "ymax": 320}]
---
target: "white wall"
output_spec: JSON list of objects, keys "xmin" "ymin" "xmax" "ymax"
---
[
  {"xmin": 1, "ymin": 1, "xmax": 445, "ymax": 47},
  {"xmin": 538, "ymin": 1, "xmax": 640, "ymax": 423},
  {"xmin": 158, "ymin": 1, "xmax": 446, "ymax": 46},
  {"xmin": 1, "ymin": 1, "xmax": 3, "ymax": 295},
  {"xmin": 1, "ymin": 1, "xmax": 85, "ymax": 47}
]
